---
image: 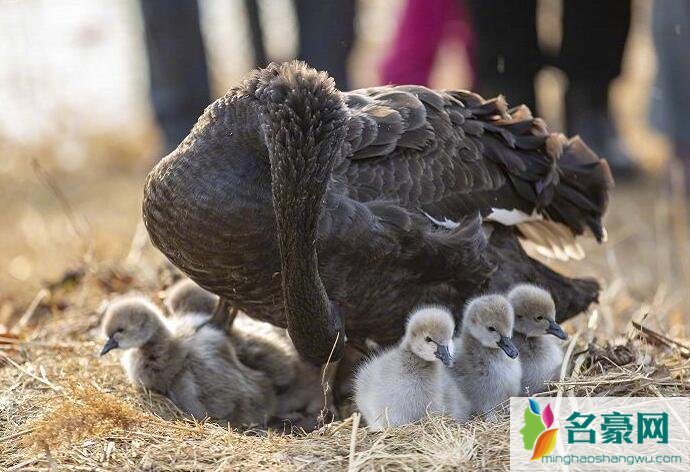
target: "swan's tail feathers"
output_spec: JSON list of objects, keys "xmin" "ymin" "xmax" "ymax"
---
[
  {"xmin": 517, "ymin": 219, "xmax": 586, "ymax": 261},
  {"xmin": 487, "ymin": 226, "xmax": 599, "ymax": 321},
  {"xmin": 543, "ymin": 135, "xmax": 614, "ymax": 243},
  {"xmin": 446, "ymin": 212, "xmax": 490, "ymax": 267},
  {"xmin": 428, "ymin": 212, "xmax": 495, "ymax": 281}
]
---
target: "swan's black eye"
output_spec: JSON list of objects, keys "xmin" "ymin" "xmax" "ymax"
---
[
  {"xmin": 536, "ymin": 316, "xmax": 544, "ymax": 321},
  {"xmin": 488, "ymin": 327, "xmax": 496, "ymax": 332},
  {"xmin": 425, "ymin": 336, "xmax": 432, "ymax": 343}
]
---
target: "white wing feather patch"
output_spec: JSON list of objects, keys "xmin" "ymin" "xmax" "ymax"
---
[
  {"xmin": 486, "ymin": 208, "xmax": 590, "ymax": 261},
  {"xmin": 422, "ymin": 207, "xmax": 601, "ymax": 262},
  {"xmin": 424, "ymin": 208, "xmax": 541, "ymax": 229},
  {"xmin": 421, "ymin": 210, "xmax": 460, "ymax": 229},
  {"xmin": 486, "ymin": 208, "xmax": 542, "ymax": 225},
  {"xmin": 517, "ymin": 220, "xmax": 586, "ymax": 261}
]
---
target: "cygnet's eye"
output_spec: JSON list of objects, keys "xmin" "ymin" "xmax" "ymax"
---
[
  {"xmin": 425, "ymin": 336, "xmax": 433, "ymax": 343},
  {"xmin": 487, "ymin": 326, "xmax": 496, "ymax": 332},
  {"xmin": 536, "ymin": 316, "xmax": 544, "ymax": 321}
]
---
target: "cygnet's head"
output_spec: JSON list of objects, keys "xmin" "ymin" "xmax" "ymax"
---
[
  {"xmin": 463, "ymin": 294, "xmax": 519, "ymax": 358},
  {"xmin": 100, "ymin": 296, "xmax": 167, "ymax": 355},
  {"xmin": 164, "ymin": 279, "xmax": 218, "ymax": 316},
  {"xmin": 402, "ymin": 306, "xmax": 455, "ymax": 366},
  {"xmin": 508, "ymin": 284, "xmax": 567, "ymax": 340}
]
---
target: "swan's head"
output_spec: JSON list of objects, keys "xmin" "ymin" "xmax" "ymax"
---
[
  {"xmin": 508, "ymin": 284, "xmax": 567, "ymax": 340},
  {"xmin": 100, "ymin": 296, "xmax": 167, "ymax": 355},
  {"xmin": 403, "ymin": 306, "xmax": 455, "ymax": 366},
  {"xmin": 463, "ymin": 294, "xmax": 518, "ymax": 358},
  {"xmin": 164, "ymin": 279, "xmax": 218, "ymax": 316}
]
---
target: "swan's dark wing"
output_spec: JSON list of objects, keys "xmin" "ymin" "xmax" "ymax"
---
[{"xmin": 339, "ymin": 86, "xmax": 613, "ymax": 251}]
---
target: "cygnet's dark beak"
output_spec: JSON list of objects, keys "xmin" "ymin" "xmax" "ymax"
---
[
  {"xmin": 434, "ymin": 344, "xmax": 453, "ymax": 366},
  {"xmin": 100, "ymin": 337, "xmax": 119, "ymax": 356},
  {"xmin": 497, "ymin": 335, "xmax": 519, "ymax": 358},
  {"xmin": 546, "ymin": 319, "xmax": 568, "ymax": 340}
]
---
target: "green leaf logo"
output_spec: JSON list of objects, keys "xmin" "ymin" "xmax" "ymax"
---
[
  {"xmin": 520, "ymin": 406, "xmax": 546, "ymax": 450},
  {"xmin": 519, "ymin": 399, "xmax": 558, "ymax": 460}
]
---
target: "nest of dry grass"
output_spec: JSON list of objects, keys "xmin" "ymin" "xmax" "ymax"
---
[{"xmin": 1, "ymin": 264, "xmax": 689, "ymax": 471}]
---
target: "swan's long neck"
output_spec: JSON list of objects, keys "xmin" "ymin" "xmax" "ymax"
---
[{"xmin": 255, "ymin": 63, "xmax": 347, "ymax": 364}]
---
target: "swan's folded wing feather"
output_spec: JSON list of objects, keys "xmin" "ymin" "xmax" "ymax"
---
[{"xmin": 340, "ymin": 86, "xmax": 613, "ymax": 244}]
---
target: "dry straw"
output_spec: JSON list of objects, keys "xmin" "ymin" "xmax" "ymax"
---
[{"xmin": 1, "ymin": 267, "xmax": 689, "ymax": 471}]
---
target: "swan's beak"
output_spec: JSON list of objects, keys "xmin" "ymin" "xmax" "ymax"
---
[
  {"xmin": 497, "ymin": 336, "xmax": 519, "ymax": 358},
  {"xmin": 546, "ymin": 320, "xmax": 568, "ymax": 340},
  {"xmin": 434, "ymin": 344, "xmax": 453, "ymax": 366},
  {"xmin": 100, "ymin": 337, "xmax": 119, "ymax": 356}
]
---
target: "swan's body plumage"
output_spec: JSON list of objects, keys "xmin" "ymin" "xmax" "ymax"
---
[
  {"xmin": 143, "ymin": 61, "xmax": 612, "ymax": 363},
  {"xmin": 165, "ymin": 278, "xmax": 218, "ymax": 317},
  {"xmin": 101, "ymin": 296, "xmax": 275, "ymax": 425},
  {"xmin": 165, "ymin": 279, "xmax": 324, "ymax": 415},
  {"xmin": 354, "ymin": 307, "xmax": 469, "ymax": 430},
  {"xmin": 451, "ymin": 295, "xmax": 521, "ymax": 419},
  {"xmin": 512, "ymin": 333, "xmax": 563, "ymax": 394},
  {"xmin": 508, "ymin": 284, "xmax": 566, "ymax": 394}
]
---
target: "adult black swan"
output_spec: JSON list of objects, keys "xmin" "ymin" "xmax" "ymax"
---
[{"xmin": 143, "ymin": 61, "xmax": 613, "ymax": 364}]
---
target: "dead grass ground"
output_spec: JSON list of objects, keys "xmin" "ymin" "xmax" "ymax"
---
[
  {"xmin": 1, "ymin": 263, "xmax": 689, "ymax": 471},
  {"xmin": 1, "ymin": 1, "xmax": 689, "ymax": 470}
]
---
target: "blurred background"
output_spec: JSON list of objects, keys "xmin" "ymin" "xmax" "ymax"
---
[{"xmin": 1, "ymin": 0, "xmax": 688, "ymax": 335}]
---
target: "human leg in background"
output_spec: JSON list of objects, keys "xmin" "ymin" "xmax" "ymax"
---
[
  {"xmin": 294, "ymin": 0, "xmax": 356, "ymax": 91},
  {"xmin": 561, "ymin": 0, "xmax": 637, "ymax": 179},
  {"xmin": 244, "ymin": 0, "xmax": 268, "ymax": 68},
  {"xmin": 464, "ymin": 0, "xmax": 540, "ymax": 112},
  {"xmin": 140, "ymin": 0, "xmax": 212, "ymax": 156},
  {"xmin": 650, "ymin": 0, "xmax": 690, "ymax": 188},
  {"xmin": 379, "ymin": 0, "xmax": 459, "ymax": 87}
]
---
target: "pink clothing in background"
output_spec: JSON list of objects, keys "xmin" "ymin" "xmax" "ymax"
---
[{"xmin": 380, "ymin": 0, "xmax": 474, "ymax": 87}]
